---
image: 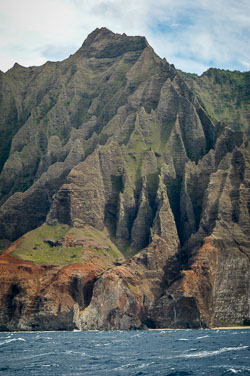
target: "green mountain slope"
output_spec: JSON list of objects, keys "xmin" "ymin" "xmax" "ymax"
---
[
  {"xmin": 0, "ymin": 28, "xmax": 249, "ymax": 331},
  {"xmin": 179, "ymin": 68, "xmax": 250, "ymax": 137}
]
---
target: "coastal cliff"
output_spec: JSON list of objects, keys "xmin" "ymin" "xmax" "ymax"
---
[{"xmin": 0, "ymin": 28, "xmax": 249, "ymax": 330}]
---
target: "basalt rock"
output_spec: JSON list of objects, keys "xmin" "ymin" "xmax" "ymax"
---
[
  {"xmin": 180, "ymin": 68, "xmax": 250, "ymax": 137},
  {"xmin": 0, "ymin": 234, "xmax": 118, "ymax": 331},
  {"xmin": 0, "ymin": 28, "xmax": 249, "ymax": 330},
  {"xmin": 74, "ymin": 129, "xmax": 249, "ymax": 330}
]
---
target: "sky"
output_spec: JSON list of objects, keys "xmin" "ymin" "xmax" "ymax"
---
[{"xmin": 0, "ymin": 0, "xmax": 250, "ymax": 75}]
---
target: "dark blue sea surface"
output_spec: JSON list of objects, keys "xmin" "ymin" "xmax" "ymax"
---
[{"xmin": 0, "ymin": 329, "xmax": 249, "ymax": 375}]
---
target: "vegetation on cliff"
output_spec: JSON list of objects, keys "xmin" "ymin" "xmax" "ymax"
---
[
  {"xmin": 0, "ymin": 28, "xmax": 249, "ymax": 331},
  {"xmin": 179, "ymin": 68, "xmax": 250, "ymax": 137}
]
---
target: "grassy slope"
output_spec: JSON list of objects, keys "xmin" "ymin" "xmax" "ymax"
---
[{"xmin": 11, "ymin": 223, "xmax": 124, "ymax": 266}]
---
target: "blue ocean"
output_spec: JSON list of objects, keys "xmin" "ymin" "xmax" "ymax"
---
[{"xmin": 0, "ymin": 329, "xmax": 249, "ymax": 375}]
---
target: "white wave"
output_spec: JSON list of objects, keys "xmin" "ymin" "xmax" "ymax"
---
[
  {"xmin": 34, "ymin": 363, "xmax": 59, "ymax": 368},
  {"xmin": 65, "ymin": 350, "xmax": 87, "ymax": 357},
  {"xmin": 228, "ymin": 369, "xmax": 241, "ymax": 374},
  {"xmin": 183, "ymin": 348, "xmax": 197, "ymax": 353},
  {"xmin": 130, "ymin": 333, "xmax": 141, "ymax": 338},
  {"xmin": 0, "ymin": 337, "xmax": 25, "ymax": 345},
  {"xmin": 113, "ymin": 362, "xmax": 138, "ymax": 371},
  {"xmin": 138, "ymin": 362, "xmax": 155, "ymax": 369},
  {"xmin": 104, "ymin": 363, "xmax": 138, "ymax": 373},
  {"xmin": 179, "ymin": 346, "xmax": 248, "ymax": 358},
  {"xmin": 214, "ymin": 364, "xmax": 250, "ymax": 373},
  {"xmin": 94, "ymin": 342, "xmax": 110, "ymax": 347},
  {"xmin": 178, "ymin": 338, "xmax": 189, "ymax": 341},
  {"xmin": 35, "ymin": 335, "xmax": 52, "ymax": 340},
  {"xmin": 196, "ymin": 335, "xmax": 210, "ymax": 339}
]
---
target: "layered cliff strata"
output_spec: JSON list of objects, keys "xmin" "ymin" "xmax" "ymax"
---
[
  {"xmin": 0, "ymin": 225, "xmax": 124, "ymax": 331},
  {"xmin": 0, "ymin": 28, "xmax": 249, "ymax": 330},
  {"xmin": 71, "ymin": 128, "xmax": 250, "ymax": 329}
]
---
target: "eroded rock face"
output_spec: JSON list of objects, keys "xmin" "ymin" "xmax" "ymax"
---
[
  {"xmin": 0, "ymin": 28, "xmax": 249, "ymax": 330},
  {"xmin": 75, "ymin": 234, "xmax": 179, "ymax": 330},
  {"xmin": 71, "ymin": 128, "xmax": 249, "ymax": 330},
  {"xmin": 0, "ymin": 27, "xmax": 214, "ymax": 244},
  {"xmin": 0, "ymin": 248, "xmax": 107, "ymax": 331},
  {"xmin": 180, "ymin": 68, "xmax": 250, "ymax": 137}
]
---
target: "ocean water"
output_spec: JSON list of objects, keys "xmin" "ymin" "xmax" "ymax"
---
[{"xmin": 0, "ymin": 329, "xmax": 249, "ymax": 375}]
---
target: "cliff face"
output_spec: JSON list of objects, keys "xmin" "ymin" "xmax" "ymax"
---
[
  {"xmin": 73, "ymin": 127, "xmax": 250, "ymax": 329},
  {"xmin": 180, "ymin": 68, "xmax": 250, "ymax": 137},
  {"xmin": 0, "ymin": 28, "xmax": 249, "ymax": 330},
  {"xmin": 0, "ymin": 225, "xmax": 124, "ymax": 331}
]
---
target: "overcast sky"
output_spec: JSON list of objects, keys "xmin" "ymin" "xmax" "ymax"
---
[{"xmin": 0, "ymin": 0, "xmax": 250, "ymax": 74}]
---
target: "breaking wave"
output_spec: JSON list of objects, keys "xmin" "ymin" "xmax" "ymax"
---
[
  {"xmin": 0, "ymin": 329, "xmax": 249, "ymax": 375},
  {"xmin": 179, "ymin": 346, "xmax": 249, "ymax": 358},
  {"xmin": 0, "ymin": 337, "xmax": 25, "ymax": 346}
]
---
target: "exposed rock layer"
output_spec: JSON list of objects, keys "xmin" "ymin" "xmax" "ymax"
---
[{"xmin": 0, "ymin": 28, "xmax": 249, "ymax": 330}]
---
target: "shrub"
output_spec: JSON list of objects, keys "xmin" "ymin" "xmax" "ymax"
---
[{"xmin": 243, "ymin": 318, "xmax": 250, "ymax": 326}]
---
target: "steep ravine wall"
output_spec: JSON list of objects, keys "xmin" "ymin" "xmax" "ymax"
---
[{"xmin": 70, "ymin": 128, "xmax": 250, "ymax": 329}]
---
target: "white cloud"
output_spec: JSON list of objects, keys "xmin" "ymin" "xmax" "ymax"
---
[
  {"xmin": 0, "ymin": 0, "xmax": 249, "ymax": 73},
  {"xmin": 240, "ymin": 60, "xmax": 250, "ymax": 70}
]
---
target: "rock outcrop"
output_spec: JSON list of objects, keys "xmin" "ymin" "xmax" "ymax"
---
[
  {"xmin": 0, "ymin": 28, "xmax": 249, "ymax": 330},
  {"xmin": 0, "ymin": 225, "xmax": 123, "ymax": 331},
  {"xmin": 0, "ymin": 254, "xmax": 102, "ymax": 331},
  {"xmin": 73, "ymin": 128, "xmax": 250, "ymax": 329}
]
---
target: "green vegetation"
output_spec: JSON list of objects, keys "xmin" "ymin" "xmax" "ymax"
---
[
  {"xmin": 12, "ymin": 243, "xmax": 84, "ymax": 265},
  {"xmin": 160, "ymin": 120, "xmax": 175, "ymax": 148},
  {"xmin": 243, "ymin": 318, "xmax": 250, "ymax": 326},
  {"xmin": 179, "ymin": 69, "xmax": 250, "ymax": 137},
  {"xmin": 116, "ymin": 241, "xmax": 139, "ymax": 259},
  {"xmin": 0, "ymin": 100, "xmax": 19, "ymax": 173},
  {"xmin": 11, "ymin": 223, "xmax": 123, "ymax": 265},
  {"xmin": 0, "ymin": 239, "xmax": 11, "ymax": 251}
]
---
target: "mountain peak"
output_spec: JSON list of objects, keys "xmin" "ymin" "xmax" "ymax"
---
[
  {"xmin": 88, "ymin": 27, "xmax": 115, "ymax": 38},
  {"xmin": 78, "ymin": 27, "xmax": 148, "ymax": 59}
]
